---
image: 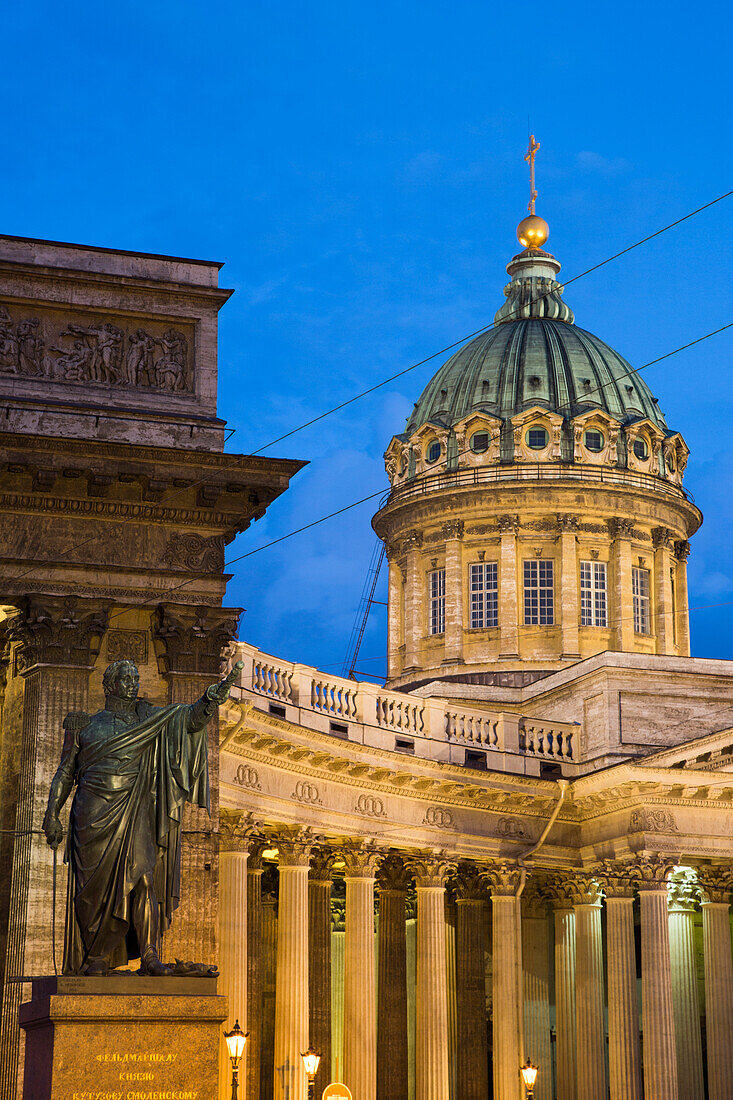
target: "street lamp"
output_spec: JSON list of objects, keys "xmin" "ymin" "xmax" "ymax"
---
[
  {"xmin": 521, "ymin": 1058, "xmax": 538, "ymax": 1099},
  {"xmin": 300, "ymin": 1048, "xmax": 321, "ymax": 1100},
  {"xmin": 224, "ymin": 1020, "xmax": 248, "ymax": 1100}
]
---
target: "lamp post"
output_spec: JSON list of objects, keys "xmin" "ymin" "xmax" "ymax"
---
[
  {"xmin": 521, "ymin": 1059, "xmax": 538, "ymax": 1099},
  {"xmin": 224, "ymin": 1020, "xmax": 248, "ymax": 1100},
  {"xmin": 300, "ymin": 1048, "xmax": 321, "ymax": 1100}
]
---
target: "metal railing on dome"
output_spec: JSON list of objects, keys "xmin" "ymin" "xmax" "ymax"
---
[{"xmin": 378, "ymin": 462, "xmax": 695, "ymax": 508}]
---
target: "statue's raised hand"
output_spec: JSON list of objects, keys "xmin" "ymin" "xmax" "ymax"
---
[{"xmin": 205, "ymin": 661, "xmax": 244, "ymax": 707}]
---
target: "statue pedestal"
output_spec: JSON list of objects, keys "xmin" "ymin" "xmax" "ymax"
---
[{"xmin": 19, "ymin": 975, "xmax": 228, "ymax": 1100}]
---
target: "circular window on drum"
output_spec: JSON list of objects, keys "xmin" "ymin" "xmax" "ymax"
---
[
  {"xmin": 526, "ymin": 426, "xmax": 548, "ymax": 450},
  {"xmin": 633, "ymin": 437, "xmax": 649, "ymax": 460},
  {"xmin": 470, "ymin": 430, "xmax": 490, "ymax": 454},
  {"xmin": 426, "ymin": 440, "xmax": 442, "ymax": 463},
  {"xmin": 584, "ymin": 429, "xmax": 604, "ymax": 452}
]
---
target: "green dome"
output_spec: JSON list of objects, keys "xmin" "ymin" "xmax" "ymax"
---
[{"xmin": 404, "ymin": 249, "xmax": 667, "ymax": 436}]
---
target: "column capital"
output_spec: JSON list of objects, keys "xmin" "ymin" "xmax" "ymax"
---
[
  {"xmin": 8, "ymin": 594, "xmax": 110, "ymax": 673},
  {"xmin": 674, "ymin": 539, "xmax": 691, "ymax": 562},
  {"xmin": 542, "ymin": 873, "xmax": 576, "ymax": 909},
  {"xmin": 568, "ymin": 873, "xmax": 604, "ymax": 906},
  {"xmin": 497, "ymin": 513, "xmax": 520, "ymax": 534},
  {"xmin": 556, "ymin": 512, "xmax": 580, "ymax": 532},
  {"xmin": 268, "ymin": 825, "xmax": 319, "ymax": 868},
  {"xmin": 153, "ymin": 602, "xmax": 241, "ymax": 677},
  {"xmin": 309, "ymin": 845, "xmax": 338, "ymax": 884},
  {"xmin": 440, "ymin": 519, "xmax": 464, "ymax": 540},
  {"xmin": 452, "ymin": 863, "xmax": 487, "ymax": 902},
  {"xmin": 521, "ymin": 877, "xmax": 551, "ymax": 916},
  {"xmin": 402, "ymin": 528, "xmax": 423, "ymax": 551},
  {"xmin": 597, "ymin": 859, "xmax": 637, "ymax": 899},
  {"xmin": 667, "ymin": 867, "xmax": 699, "ymax": 911},
  {"xmin": 697, "ymin": 863, "xmax": 733, "ymax": 903},
  {"xmin": 219, "ymin": 809, "xmax": 265, "ymax": 853},
  {"xmin": 377, "ymin": 852, "xmax": 410, "ymax": 892},
  {"xmin": 632, "ymin": 854, "xmax": 676, "ymax": 889},
  {"xmin": 608, "ymin": 516, "xmax": 635, "ymax": 539},
  {"xmin": 406, "ymin": 850, "xmax": 456, "ymax": 888},
  {"xmin": 482, "ymin": 859, "xmax": 522, "ymax": 896},
  {"xmin": 652, "ymin": 526, "xmax": 676, "ymax": 550},
  {"xmin": 339, "ymin": 838, "xmax": 384, "ymax": 878}
]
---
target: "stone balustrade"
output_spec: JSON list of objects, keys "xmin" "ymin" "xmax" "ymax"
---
[{"xmin": 232, "ymin": 642, "xmax": 582, "ymax": 774}]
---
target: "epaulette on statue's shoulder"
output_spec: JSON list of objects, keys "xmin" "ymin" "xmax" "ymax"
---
[{"xmin": 63, "ymin": 712, "xmax": 92, "ymax": 734}]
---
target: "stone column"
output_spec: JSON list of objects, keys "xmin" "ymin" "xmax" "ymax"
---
[
  {"xmin": 674, "ymin": 540, "xmax": 691, "ymax": 655},
  {"xmin": 155, "ymin": 603, "xmax": 241, "ymax": 963},
  {"xmin": 698, "ymin": 866, "xmax": 733, "ymax": 1100},
  {"xmin": 571, "ymin": 876, "xmax": 607, "ymax": 1100},
  {"xmin": 454, "ymin": 867, "xmax": 489, "ymax": 1100},
  {"xmin": 442, "ymin": 520, "xmax": 465, "ymax": 666},
  {"xmin": 635, "ymin": 856, "xmax": 678, "ymax": 1100},
  {"xmin": 521, "ymin": 883, "xmax": 552, "ymax": 1100},
  {"xmin": 261, "ymin": 875, "xmax": 278, "ymax": 1100},
  {"xmin": 377, "ymin": 855, "xmax": 410, "ymax": 1100},
  {"xmin": 485, "ymin": 861, "xmax": 523, "ymax": 1100},
  {"xmin": 386, "ymin": 550, "xmax": 404, "ymax": 681},
  {"xmin": 402, "ymin": 530, "xmax": 424, "ymax": 672},
  {"xmin": 557, "ymin": 515, "xmax": 580, "ymax": 659},
  {"xmin": 498, "ymin": 516, "xmax": 519, "ymax": 658},
  {"xmin": 653, "ymin": 527, "xmax": 676, "ymax": 654},
  {"xmin": 273, "ymin": 828, "xmax": 314, "ymax": 1100},
  {"xmin": 609, "ymin": 518, "xmax": 635, "ymax": 650},
  {"xmin": 409, "ymin": 853, "xmax": 455, "ymax": 1100},
  {"xmin": 600, "ymin": 863, "xmax": 642, "ymax": 1100},
  {"xmin": 309, "ymin": 849, "xmax": 334, "ymax": 1100},
  {"xmin": 218, "ymin": 813, "xmax": 259, "ymax": 1100},
  {"xmin": 667, "ymin": 869, "xmax": 704, "ymax": 1100},
  {"xmin": 548, "ymin": 884, "xmax": 576, "ymax": 1100},
  {"xmin": 343, "ymin": 841, "xmax": 382, "ymax": 1100},
  {"xmin": 0, "ymin": 595, "xmax": 108, "ymax": 1100},
  {"xmin": 247, "ymin": 843, "xmax": 266, "ymax": 1100}
]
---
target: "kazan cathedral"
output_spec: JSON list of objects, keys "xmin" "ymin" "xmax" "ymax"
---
[{"xmin": 0, "ymin": 166, "xmax": 733, "ymax": 1100}]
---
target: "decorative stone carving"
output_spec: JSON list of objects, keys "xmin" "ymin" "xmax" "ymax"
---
[
  {"xmin": 520, "ymin": 878, "xmax": 551, "ymax": 917},
  {"xmin": 269, "ymin": 825, "xmax": 318, "ymax": 867},
  {"xmin": 406, "ymin": 851, "xmax": 456, "ymax": 888},
  {"xmin": 440, "ymin": 519, "xmax": 465, "ymax": 540},
  {"xmin": 452, "ymin": 864, "xmax": 486, "ymax": 902},
  {"xmin": 0, "ymin": 303, "xmax": 193, "ymax": 392},
  {"xmin": 309, "ymin": 847, "xmax": 337, "ymax": 883},
  {"xmin": 106, "ymin": 628, "xmax": 148, "ymax": 664},
  {"xmin": 598, "ymin": 859, "xmax": 637, "ymax": 898},
  {"xmin": 422, "ymin": 805, "xmax": 454, "ymax": 827},
  {"xmin": 154, "ymin": 603, "xmax": 241, "ymax": 677},
  {"xmin": 219, "ymin": 810, "xmax": 264, "ymax": 852},
  {"xmin": 497, "ymin": 513, "xmax": 520, "ymax": 534},
  {"xmin": 608, "ymin": 517, "xmax": 635, "ymax": 539},
  {"xmin": 377, "ymin": 853, "xmax": 411, "ymax": 892},
  {"xmin": 652, "ymin": 526, "xmax": 676, "ymax": 550},
  {"xmin": 482, "ymin": 859, "xmax": 522, "ymax": 895},
  {"xmin": 8, "ymin": 595, "xmax": 109, "ymax": 673},
  {"xmin": 402, "ymin": 529, "xmax": 423, "ymax": 551},
  {"xmin": 496, "ymin": 816, "xmax": 526, "ymax": 839},
  {"xmin": 629, "ymin": 808, "xmax": 678, "ymax": 833},
  {"xmin": 354, "ymin": 793, "xmax": 387, "ymax": 818},
  {"xmin": 556, "ymin": 513, "xmax": 580, "ymax": 532},
  {"xmin": 163, "ymin": 533, "xmax": 226, "ymax": 573},
  {"xmin": 232, "ymin": 763, "xmax": 261, "ymax": 790},
  {"xmin": 674, "ymin": 539, "xmax": 691, "ymax": 562},
  {"xmin": 697, "ymin": 864, "xmax": 733, "ymax": 903},
  {"xmin": 291, "ymin": 780, "xmax": 322, "ymax": 805},
  {"xmin": 667, "ymin": 867, "xmax": 699, "ymax": 911},
  {"xmin": 631, "ymin": 854, "xmax": 676, "ymax": 888},
  {"xmin": 340, "ymin": 839, "xmax": 384, "ymax": 877},
  {"xmin": 567, "ymin": 874, "xmax": 604, "ymax": 906}
]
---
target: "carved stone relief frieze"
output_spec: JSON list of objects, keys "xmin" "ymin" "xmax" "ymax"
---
[
  {"xmin": 0, "ymin": 303, "xmax": 193, "ymax": 394},
  {"xmin": 106, "ymin": 628, "xmax": 148, "ymax": 665},
  {"xmin": 232, "ymin": 763, "xmax": 261, "ymax": 790},
  {"xmin": 163, "ymin": 533, "xmax": 226, "ymax": 573},
  {"xmin": 629, "ymin": 808, "xmax": 678, "ymax": 833}
]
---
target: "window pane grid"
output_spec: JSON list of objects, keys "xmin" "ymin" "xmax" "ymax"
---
[
  {"xmin": 470, "ymin": 562, "xmax": 498, "ymax": 628},
  {"xmin": 632, "ymin": 566, "xmax": 651, "ymax": 634},
  {"xmin": 580, "ymin": 561, "xmax": 608, "ymax": 627},
  {"xmin": 524, "ymin": 560, "xmax": 554, "ymax": 625},
  {"xmin": 429, "ymin": 568, "xmax": 445, "ymax": 635}
]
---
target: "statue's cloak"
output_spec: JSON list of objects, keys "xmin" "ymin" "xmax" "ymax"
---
[{"xmin": 61, "ymin": 701, "xmax": 208, "ymax": 973}]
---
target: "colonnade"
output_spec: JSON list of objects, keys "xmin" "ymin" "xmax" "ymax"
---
[{"xmin": 218, "ymin": 829, "xmax": 733, "ymax": 1100}]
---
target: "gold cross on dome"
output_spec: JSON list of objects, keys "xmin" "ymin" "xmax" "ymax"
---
[{"xmin": 525, "ymin": 134, "xmax": 540, "ymax": 214}]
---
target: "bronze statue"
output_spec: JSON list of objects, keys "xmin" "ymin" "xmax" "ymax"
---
[{"xmin": 43, "ymin": 657, "xmax": 243, "ymax": 976}]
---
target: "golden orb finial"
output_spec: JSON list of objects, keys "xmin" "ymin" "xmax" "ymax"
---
[{"xmin": 517, "ymin": 214, "xmax": 549, "ymax": 250}]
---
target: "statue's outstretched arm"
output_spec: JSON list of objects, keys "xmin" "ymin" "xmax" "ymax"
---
[
  {"xmin": 187, "ymin": 661, "xmax": 244, "ymax": 733},
  {"xmin": 43, "ymin": 716, "xmax": 83, "ymax": 849}
]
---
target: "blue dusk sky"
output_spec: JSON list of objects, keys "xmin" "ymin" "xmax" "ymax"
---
[{"xmin": 2, "ymin": 1, "xmax": 732, "ymax": 678}]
